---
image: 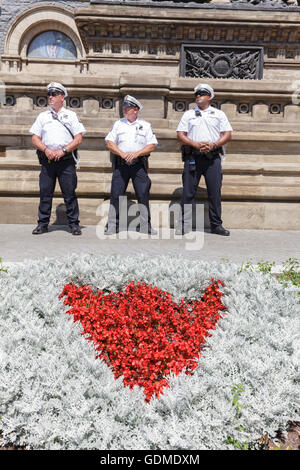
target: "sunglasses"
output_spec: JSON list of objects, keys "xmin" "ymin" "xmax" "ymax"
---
[
  {"xmin": 47, "ymin": 91, "xmax": 64, "ymax": 97},
  {"xmin": 123, "ymin": 103, "xmax": 138, "ymax": 109},
  {"xmin": 195, "ymin": 90, "xmax": 211, "ymax": 97}
]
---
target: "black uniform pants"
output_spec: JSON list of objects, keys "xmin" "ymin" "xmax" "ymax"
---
[
  {"xmin": 107, "ymin": 161, "xmax": 152, "ymax": 230},
  {"xmin": 38, "ymin": 157, "xmax": 79, "ymax": 227},
  {"xmin": 180, "ymin": 154, "xmax": 223, "ymax": 230}
]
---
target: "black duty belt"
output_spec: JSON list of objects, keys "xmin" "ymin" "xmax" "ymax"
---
[
  {"xmin": 111, "ymin": 153, "xmax": 150, "ymax": 171},
  {"xmin": 181, "ymin": 145, "xmax": 221, "ymax": 161},
  {"xmin": 36, "ymin": 149, "xmax": 74, "ymax": 163}
]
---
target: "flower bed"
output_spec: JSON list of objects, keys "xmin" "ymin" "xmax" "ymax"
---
[
  {"xmin": 60, "ymin": 279, "xmax": 226, "ymax": 401},
  {"xmin": 0, "ymin": 254, "xmax": 299, "ymax": 450}
]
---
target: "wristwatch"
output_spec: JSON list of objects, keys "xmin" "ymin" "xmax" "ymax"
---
[
  {"xmin": 212, "ymin": 143, "xmax": 218, "ymax": 151},
  {"xmin": 62, "ymin": 147, "xmax": 68, "ymax": 154}
]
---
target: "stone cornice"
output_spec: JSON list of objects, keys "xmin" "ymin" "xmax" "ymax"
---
[
  {"xmin": 75, "ymin": 4, "xmax": 300, "ymax": 21},
  {"xmin": 75, "ymin": 5, "xmax": 300, "ymax": 55},
  {"xmin": 0, "ymin": 73, "xmax": 297, "ymax": 99},
  {"xmin": 89, "ymin": 0, "xmax": 300, "ymax": 13}
]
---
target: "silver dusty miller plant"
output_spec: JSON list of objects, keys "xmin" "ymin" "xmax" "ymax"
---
[{"xmin": 0, "ymin": 254, "xmax": 299, "ymax": 450}]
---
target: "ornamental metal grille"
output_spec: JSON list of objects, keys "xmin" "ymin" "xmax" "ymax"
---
[{"xmin": 180, "ymin": 45, "xmax": 264, "ymax": 80}]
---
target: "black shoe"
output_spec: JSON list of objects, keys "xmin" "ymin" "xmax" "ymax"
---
[
  {"xmin": 137, "ymin": 225, "xmax": 157, "ymax": 235},
  {"xmin": 71, "ymin": 225, "xmax": 82, "ymax": 236},
  {"xmin": 32, "ymin": 225, "xmax": 48, "ymax": 235},
  {"xmin": 175, "ymin": 227, "xmax": 190, "ymax": 236},
  {"xmin": 146, "ymin": 227, "xmax": 157, "ymax": 235},
  {"xmin": 175, "ymin": 227, "xmax": 183, "ymax": 236},
  {"xmin": 211, "ymin": 225, "xmax": 230, "ymax": 236},
  {"xmin": 105, "ymin": 226, "xmax": 118, "ymax": 235}
]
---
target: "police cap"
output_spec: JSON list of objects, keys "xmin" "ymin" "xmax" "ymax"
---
[
  {"xmin": 122, "ymin": 95, "xmax": 143, "ymax": 110},
  {"xmin": 47, "ymin": 82, "xmax": 68, "ymax": 97},
  {"xmin": 194, "ymin": 83, "xmax": 214, "ymax": 99}
]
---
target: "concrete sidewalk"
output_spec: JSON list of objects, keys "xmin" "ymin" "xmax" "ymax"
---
[{"xmin": 0, "ymin": 224, "xmax": 299, "ymax": 265}]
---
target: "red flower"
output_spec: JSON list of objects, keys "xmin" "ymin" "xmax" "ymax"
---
[{"xmin": 60, "ymin": 280, "xmax": 226, "ymax": 401}]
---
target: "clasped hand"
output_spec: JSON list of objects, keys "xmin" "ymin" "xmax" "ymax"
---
[
  {"xmin": 121, "ymin": 151, "xmax": 140, "ymax": 163},
  {"xmin": 45, "ymin": 148, "xmax": 66, "ymax": 161},
  {"xmin": 194, "ymin": 142, "xmax": 214, "ymax": 153}
]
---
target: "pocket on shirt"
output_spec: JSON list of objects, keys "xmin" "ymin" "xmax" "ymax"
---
[
  {"xmin": 117, "ymin": 131, "xmax": 128, "ymax": 144},
  {"xmin": 43, "ymin": 120, "xmax": 55, "ymax": 129},
  {"xmin": 189, "ymin": 118, "xmax": 202, "ymax": 130},
  {"xmin": 136, "ymin": 132, "xmax": 147, "ymax": 144}
]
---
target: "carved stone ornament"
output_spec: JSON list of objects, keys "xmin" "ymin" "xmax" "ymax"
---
[{"xmin": 181, "ymin": 45, "xmax": 264, "ymax": 79}]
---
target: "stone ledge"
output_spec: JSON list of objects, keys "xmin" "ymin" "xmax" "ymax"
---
[
  {"xmin": 1, "ymin": 159, "xmax": 300, "ymax": 175},
  {"xmin": 1, "ymin": 119, "xmax": 300, "ymax": 134},
  {"xmin": 0, "ymin": 73, "xmax": 298, "ymax": 96},
  {"xmin": 0, "ymin": 196, "xmax": 299, "ymax": 229},
  {"xmin": 77, "ymin": 3, "xmax": 300, "ymax": 19},
  {"xmin": 1, "ymin": 125, "xmax": 300, "ymax": 142},
  {"xmin": 0, "ymin": 171, "xmax": 298, "ymax": 200}
]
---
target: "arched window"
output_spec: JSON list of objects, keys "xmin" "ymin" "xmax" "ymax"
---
[{"xmin": 27, "ymin": 31, "xmax": 77, "ymax": 59}]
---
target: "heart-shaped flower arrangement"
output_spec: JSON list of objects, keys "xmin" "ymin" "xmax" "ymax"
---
[{"xmin": 60, "ymin": 279, "xmax": 226, "ymax": 401}]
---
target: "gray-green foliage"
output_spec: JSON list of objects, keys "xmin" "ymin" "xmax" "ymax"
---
[
  {"xmin": 278, "ymin": 258, "xmax": 300, "ymax": 289},
  {"xmin": 238, "ymin": 257, "xmax": 300, "ymax": 290},
  {"xmin": 0, "ymin": 257, "xmax": 8, "ymax": 273},
  {"xmin": 0, "ymin": 254, "xmax": 299, "ymax": 450}
]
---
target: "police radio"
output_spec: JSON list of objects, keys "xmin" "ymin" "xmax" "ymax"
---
[{"xmin": 185, "ymin": 109, "xmax": 202, "ymax": 171}]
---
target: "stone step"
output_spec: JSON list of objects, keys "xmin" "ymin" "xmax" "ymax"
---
[
  {"xmin": 2, "ymin": 148, "xmax": 300, "ymax": 165},
  {"xmin": 0, "ymin": 196, "xmax": 299, "ymax": 229},
  {"xmin": 1, "ymin": 154, "xmax": 300, "ymax": 174},
  {"xmin": 1, "ymin": 112, "xmax": 300, "ymax": 132},
  {"xmin": 1, "ymin": 125, "xmax": 300, "ymax": 142},
  {"xmin": 0, "ymin": 168, "xmax": 299, "ymax": 199}
]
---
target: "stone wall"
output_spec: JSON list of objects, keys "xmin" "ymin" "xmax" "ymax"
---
[{"xmin": 0, "ymin": 0, "xmax": 299, "ymax": 229}]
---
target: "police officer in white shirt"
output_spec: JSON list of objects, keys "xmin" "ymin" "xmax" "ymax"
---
[
  {"xmin": 30, "ymin": 82, "xmax": 86, "ymax": 235},
  {"xmin": 105, "ymin": 95, "xmax": 158, "ymax": 234},
  {"xmin": 176, "ymin": 83, "xmax": 232, "ymax": 236}
]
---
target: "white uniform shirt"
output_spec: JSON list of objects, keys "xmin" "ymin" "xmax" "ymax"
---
[
  {"xmin": 105, "ymin": 117, "xmax": 158, "ymax": 154},
  {"xmin": 176, "ymin": 106, "xmax": 232, "ymax": 144},
  {"xmin": 29, "ymin": 107, "xmax": 86, "ymax": 151}
]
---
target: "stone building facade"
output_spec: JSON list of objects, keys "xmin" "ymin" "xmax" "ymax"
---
[{"xmin": 0, "ymin": 0, "xmax": 299, "ymax": 229}]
